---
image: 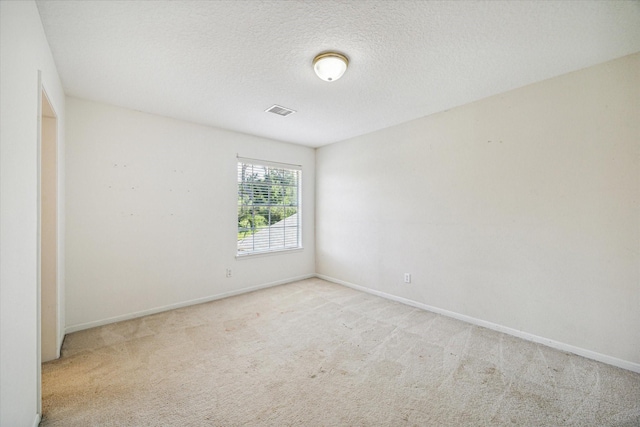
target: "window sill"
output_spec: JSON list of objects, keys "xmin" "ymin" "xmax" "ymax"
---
[{"xmin": 236, "ymin": 247, "xmax": 303, "ymax": 260}]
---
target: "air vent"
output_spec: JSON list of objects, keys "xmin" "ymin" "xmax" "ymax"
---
[{"xmin": 265, "ymin": 104, "xmax": 296, "ymax": 117}]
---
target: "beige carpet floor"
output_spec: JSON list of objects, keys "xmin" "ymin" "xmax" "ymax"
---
[{"xmin": 42, "ymin": 278, "xmax": 640, "ymax": 426}]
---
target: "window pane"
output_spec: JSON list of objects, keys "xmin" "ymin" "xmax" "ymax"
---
[{"xmin": 237, "ymin": 161, "xmax": 301, "ymax": 255}]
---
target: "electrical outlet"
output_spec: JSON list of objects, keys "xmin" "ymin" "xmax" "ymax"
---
[
  {"xmin": 404, "ymin": 273, "xmax": 411, "ymax": 284},
  {"xmin": 226, "ymin": 268, "xmax": 232, "ymax": 278}
]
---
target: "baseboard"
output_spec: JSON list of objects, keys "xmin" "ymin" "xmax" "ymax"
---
[
  {"xmin": 33, "ymin": 413, "xmax": 41, "ymax": 427},
  {"xmin": 65, "ymin": 274, "xmax": 315, "ymax": 334},
  {"xmin": 316, "ymin": 274, "xmax": 640, "ymax": 374}
]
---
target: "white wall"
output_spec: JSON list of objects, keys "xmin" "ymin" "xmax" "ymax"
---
[
  {"xmin": 0, "ymin": 1, "xmax": 66, "ymax": 425},
  {"xmin": 65, "ymin": 98, "xmax": 315, "ymax": 330},
  {"xmin": 316, "ymin": 53, "xmax": 640, "ymax": 368}
]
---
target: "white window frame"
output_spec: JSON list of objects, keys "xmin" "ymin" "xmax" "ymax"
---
[{"xmin": 236, "ymin": 157, "xmax": 302, "ymax": 257}]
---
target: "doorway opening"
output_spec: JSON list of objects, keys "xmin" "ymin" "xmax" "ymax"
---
[{"xmin": 40, "ymin": 89, "xmax": 58, "ymax": 363}]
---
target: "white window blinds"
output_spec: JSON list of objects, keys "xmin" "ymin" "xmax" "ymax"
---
[{"xmin": 237, "ymin": 159, "xmax": 301, "ymax": 255}]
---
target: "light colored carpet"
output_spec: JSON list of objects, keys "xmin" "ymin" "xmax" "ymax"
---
[{"xmin": 42, "ymin": 278, "xmax": 640, "ymax": 426}]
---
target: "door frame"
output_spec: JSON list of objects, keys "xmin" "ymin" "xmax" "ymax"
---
[{"xmin": 37, "ymin": 73, "xmax": 62, "ymax": 415}]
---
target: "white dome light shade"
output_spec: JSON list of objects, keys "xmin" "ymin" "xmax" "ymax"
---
[{"xmin": 313, "ymin": 52, "xmax": 349, "ymax": 82}]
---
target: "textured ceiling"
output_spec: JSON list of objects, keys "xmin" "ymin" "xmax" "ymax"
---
[{"xmin": 36, "ymin": 0, "xmax": 640, "ymax": 147}]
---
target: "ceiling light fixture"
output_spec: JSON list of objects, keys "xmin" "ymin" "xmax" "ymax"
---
[{"xmin": 313, "ymin": 52, "xmax": 349, "ymax": 82}]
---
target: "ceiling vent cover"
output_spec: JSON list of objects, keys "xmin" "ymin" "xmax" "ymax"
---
[{"xmin": 265, "ymin": 104, "xmax": 296, "ymax": 117}]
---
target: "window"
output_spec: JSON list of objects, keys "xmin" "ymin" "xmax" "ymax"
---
[{"xmin": 237, "ymin": 158, "xmax": 301, "ymax": 256}]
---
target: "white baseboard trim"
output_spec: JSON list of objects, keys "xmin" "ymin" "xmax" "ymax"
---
[
  {"xmin": 65, "ymin": 274, "xmax": 315, "ymax": 334},
  {"xmin": 316, "ymin": 274, "xmax": 640, "ymax": 374},
  {"xmin": 33, "ymin": 413, "xmax": 41, "ymax": 427}
]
